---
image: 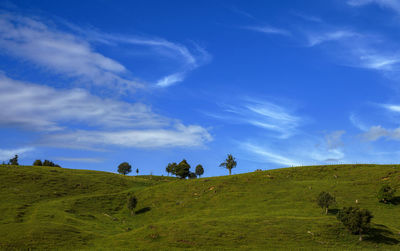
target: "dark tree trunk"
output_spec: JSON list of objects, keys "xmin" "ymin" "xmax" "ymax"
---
[{"xmin": 229, "ymin": 169, "xmax": 231, "ymax": 175}]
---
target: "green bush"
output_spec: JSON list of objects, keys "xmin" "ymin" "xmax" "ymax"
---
[
  {"xmin": 33, "ymin": 159, "xmax": 43, "ymax": 166},
  {"xmin": 316, "ymin": 191, "xmax": 336, "ymax": 214},
  {"xmin": 127, "ymin": 195, "xmax": 138, "ymax": 215},
  {"xmin": 337, "ymin": 207, "xmax": 373, "ymax": 241},
  {"xmin": 195, "ymin": 164, "xmax": 204, "ymax": 178},
  {"xmin": 377, "ymin": 184, "xmax": 396, "ymax": 203}
]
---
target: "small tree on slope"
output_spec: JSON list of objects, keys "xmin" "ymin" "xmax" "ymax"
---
[
  {"xmin": 337, "ymin": 207, "xmax": 373, "ymax": 241},
  {"xmin": 377, "ymin": 184, "xmax": 396, "ymax": 204},
  {"xmin": 317, "ymin": 191, "xmax": 336, "ymax": 214},
  {"xmin": 127, "ymin": 195, "xmax": 138, "ymax": 216},
  {"xmin": 219, "ymin": 154, "xmax": 237, "ymax": 175}
]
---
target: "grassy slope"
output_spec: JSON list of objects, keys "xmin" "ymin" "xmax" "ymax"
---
[{"xmin": 1, "ymin": 164, "xmax": 400, "ymax": 250}]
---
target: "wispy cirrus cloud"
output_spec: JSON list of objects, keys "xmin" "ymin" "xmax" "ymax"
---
[
  {"xmin": 0, "ymin": 147, "xmax": 34, "ymax": 161},
  {"xmin": 0, "ymin": 74, "xmax": 212, "ymax": 149},
  {"xmin": 0, "ymin": 12, "xmax": 210, "ymax": 90},
  {"xmin": 348, "ymin": 0, "xmax": 400, "ymax": 14},
  {"xmin": 243, "ymin": 25, "xmax": 291, "ymax": 36},
  {"xmin": 54, "ymin": 157, "xmax": 104, "ymax": 163},
  {"xmin": 207, "ymin": 98, "xmax": 302, "ymax": 139}
]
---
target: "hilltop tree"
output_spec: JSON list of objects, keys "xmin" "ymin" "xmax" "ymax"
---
[
  {"xmin": 195, "ymin": 164, "xmax": 204, "ymax": 178},
  {"xmin": 377, "ymin": 184, "xmax": 396, "ymax": 204},
  {"xmin": 317, "ymin": 191, "xmax": 336, "ymax": 214},
  {"xmin": 175, "ymin": 159, "xmax": 191, "ymax": 179},
  {"xmin": 166, "ymin": 162, "xmax": 175, "ymax": 176},
  {"xmin": 9, "ymin": 155, "xmax": 19, "ymax": 166},
  {"xmin": 136, "ymin": 168, "xmax": 139, "ymax": 176},
  {"xmin": 118, "ymin": 162, "xmax": 132, "ymax": 175},
  {"xmin": 127, "ymin": 195, "xmax": 138, "ymax": 216},
  {"xmin": 33, "ymin": 159, "xmax": 43, "ymax": 166},
  {"xmin": 42, "ymin": 160, "xmax": 61, "ymax": 167},
  {"xmin": 337, "ymin": 207, "xmax": 373, "ymax": 241},
  {"xmin": 219, "ymin": 154, "xmax": 237, "ymax": 175}
]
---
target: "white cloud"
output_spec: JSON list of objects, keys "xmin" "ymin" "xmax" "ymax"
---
[
  {"xmin": 244, "ymin": 25, "xmax": 291, "ymax": 36},
  {"xmin": 0, "ymin": 74, "xmax": 165, "ymax": 131},
  {"xmin": 0, "ymin": 13, "xmax": 142, "ymax": 91},
  {"xmin": 325, "ymin": 130, "xmax": 346, "ymax": 150},
  {"xmin": 348, "ymin": 0, "xmax": 400, "ymax": 13},
  {"xmin": 211, "ymin": 98, "xmax": 302, "ymax": 139},
  {"xmin": 0, "ymin": 74, "xmax": 212, "ymax": 148},
  {"xmin": 242, "ymin": 143, "xmax": 299, "ymax": 166},
  {"xmin": 0, "ymin": 147, "xmax": 34, "ymax": 161},
  {"xmin": 0, "ymin": 12, "xmax": 210, "ymax": 89},
  {"xmin": 362, "ymin": 125, "xmax": 389, "ymax": 141},
  {"xmin": 41, "ymin": 124, "xmax": 212, "ymax": 149},
  {"xmin": 307, "ymin": 30, "xmax": 358, "ymax": 46}
]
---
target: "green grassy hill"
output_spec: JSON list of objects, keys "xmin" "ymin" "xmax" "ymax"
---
[{"xmin": 1, "ymin": 164, "xmax": 400, "ymax": 250}]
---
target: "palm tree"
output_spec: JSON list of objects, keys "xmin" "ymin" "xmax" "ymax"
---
[{"xmin": 219, "ymin": 154, "xmax": 237, "ymax": 175}]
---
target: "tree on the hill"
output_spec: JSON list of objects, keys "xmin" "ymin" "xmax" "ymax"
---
[
  {"xmin": 337, "ymin": 207, "xmax": 373, "ymax": 241},
  {"xmin": 317, "ymin": 191, "xmax": 336, "ymax": 214},
  {"xmin": 118, "ymin": 162, "xmax": 132, "ymax": 175},
  {"xmin": 136, "ymin": 168, "xmax": 139, "ymax": 176},
  {"xmin": 33, "ymin": 159, "xmax": 43, "ymax": 166},
  {"xmin": 195, "ymin": 164, "xmax": 204, "ymax": 178},
  {"xmin": 189, "ymin": 172, "xmax": 197, "ymax": 179},
  {"xmin": 42, "ymin": 160, "xmax": 60, "ymax": 167},
  {"xmin": 9, "ymin": 155, "xmax": 19, "ymax": 166},
  {"xmin": 219, "ymin": 154, "xmax": 237, "ymax": 175},
  {"xmin": 377, "ymin": 184, "xmax": 396, "ymax": 204},
  {"xmin": 175, "ymin": 159, "xmax": 191, "ymax": 179},
  {"xmin": 127, "ymin": 195, "xmax": 138, "ymax": 216}
]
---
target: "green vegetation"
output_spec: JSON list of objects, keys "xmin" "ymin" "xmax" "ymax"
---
[
  {"xmin": 219, "ymin": 154, "xmax": 237, "ymax": 175},
  {"xmin": 377, "ymin": 184, "xmax": 396, "ymax": 204},
  {"xmin": 195, "ymin": 164, "xmax": 204, "ymax": 178},
  {"xmin": 317, "ymin": 191, "xmax": 336, "ymax": 214},
  {"xmin": 1, "ymin": 164, "xmax": 400, "ymax": 250},
  {"xmin": 127, "ymin": 195, "xmax": 138, "ymax": 216},
  {"xmin": 118, "ymin": 162, "xmax": 132, "ymax": 175},
  {"xmin": 337, "ymin": 207, "xmax": 373, "ymax": 241},
  {"xmin": 33, "ymin": 159, "xmax": 43, "ymax": 166},
  {"xmin": 9, "ymin": 155, "xmax": 19, "ymax": 165}
]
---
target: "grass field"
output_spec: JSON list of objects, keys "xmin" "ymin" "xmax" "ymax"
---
[{"xmin": 1, "ymin": 164, "xmax": 400, "ymax": 250}]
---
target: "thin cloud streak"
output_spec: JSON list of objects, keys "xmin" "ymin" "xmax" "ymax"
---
[{"xmin": 243, "ymin": 25, "xmax": 291, "ymax": 36}]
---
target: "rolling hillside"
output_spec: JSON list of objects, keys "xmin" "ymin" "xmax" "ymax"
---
[{"xmin": 1, "ymin": 164, "xmax": 400, "ymax": 250}]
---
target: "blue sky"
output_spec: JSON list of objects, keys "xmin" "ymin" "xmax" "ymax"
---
[{"xmin": 2, "ymin": 0, "xmax": 400, "ymax": 176}]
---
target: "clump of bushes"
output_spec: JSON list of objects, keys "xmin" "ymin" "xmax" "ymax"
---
[
  {"xmin": 166, "ymin": 160, "xmax": 204, "ymax": 179},
  {"xmin": 377, "ymin": 184, "xmax": 396, "ymax": 204},
  {"xmin": 33, "ymin": 159, "xmax": 61, "ymax": 167},
  {"xmin": 337, "ymin": 207, "xmax": 373, "ymax": 241}
]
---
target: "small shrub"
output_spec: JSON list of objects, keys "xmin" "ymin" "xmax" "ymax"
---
[
  {"xmin": 9, "ymin": 155, "xmax": 19, "ymax": 166},
  {"xmin": 316, "ymin": 191, "xmax": 336, "ymax": 214},
  {"xmin": 195, "ymin": 164, "xmax": 204, "ymax": 178},
  {"xmin": 377, "ymin": 184, "xmax": 396, "ymax": 204},
  {"xmin": 337, "ymin": 207, "xmax": 373, "ymax": 241},
  {"xmin": 127, "ymin": 195, "xmax": 137, "ymax": 216}
]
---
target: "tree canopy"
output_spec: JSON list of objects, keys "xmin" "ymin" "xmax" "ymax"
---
[
  {"xmin": 118, "ymin": 162, "xmax": 132, "ymax": 175},
  {"xmin": 219, "ymin": 154, "xmax": 237, "ymax": 175}
]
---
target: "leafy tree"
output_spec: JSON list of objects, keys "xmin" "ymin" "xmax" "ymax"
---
[
  {"xmin": 127, "ymin": 195, "xmax": 138, "ymax": 216},
  {"xmin": 118, "ymin": 162, "xmax": 132, "ymax": 175},
  {"xmin": 136, "ymin": 168, "xmax": 139, "ymax": 175},
  {"xmin": 166, "ymin": 162, "xmax": 177, "ymax": 176},
  {"xmin": 9, "ymin": 155, "xmax": 19, "ymax": 166},
  {"xmin": 377, "ymin": 184, "xmax": 396, "ymax": 204},
  {"xmin": 337, "ymin": 207, "xmax": 373, "ymax": 241},
  {"xmin": 189, "ymin": 172, "xmax": 197, "ymax": 179},
  {"xmin": 42, "ymin": 160, "xmax": 60, "ymax": 167},
  {"xmin": 195, "ymin": 164, "xmax": 204, "ymax": 178},
  {"xmin": 175, "ymin": 159, "xmax": 191, "ymax": 179},
  {"xmin": 219, "ymin": 154, "xmax": 237, "ymax": 175},
  {"xmin": 33, "ymin": 159, "xmax": 43, "ymax": 166},
  {"xmin": 317, "ymin": 191, "xmax": 336, "ymax": 214}
]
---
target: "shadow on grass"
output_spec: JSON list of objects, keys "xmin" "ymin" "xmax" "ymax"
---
[
  {"xmin": 364, "ymin": 224, "xmax": 399, "ymax": 245},
  {"xmin": 389, "ymin": 196, "xmax": 400, "ymax": 205},
  {"xmin": 135, "ymin": 207, "xmax": 151, "ymax": 215},
  {"xmin": 328, "ymin": 208, "xmax": 339, "ymax": 215}
]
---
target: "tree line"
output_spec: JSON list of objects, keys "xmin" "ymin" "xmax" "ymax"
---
[
  {"xmin": 117, "ymin": 153, "xmax": 238, "ymax": 178},
  {"xmin": 1, "ymin": 155, "xmax": 61, "ymax": 167}
]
